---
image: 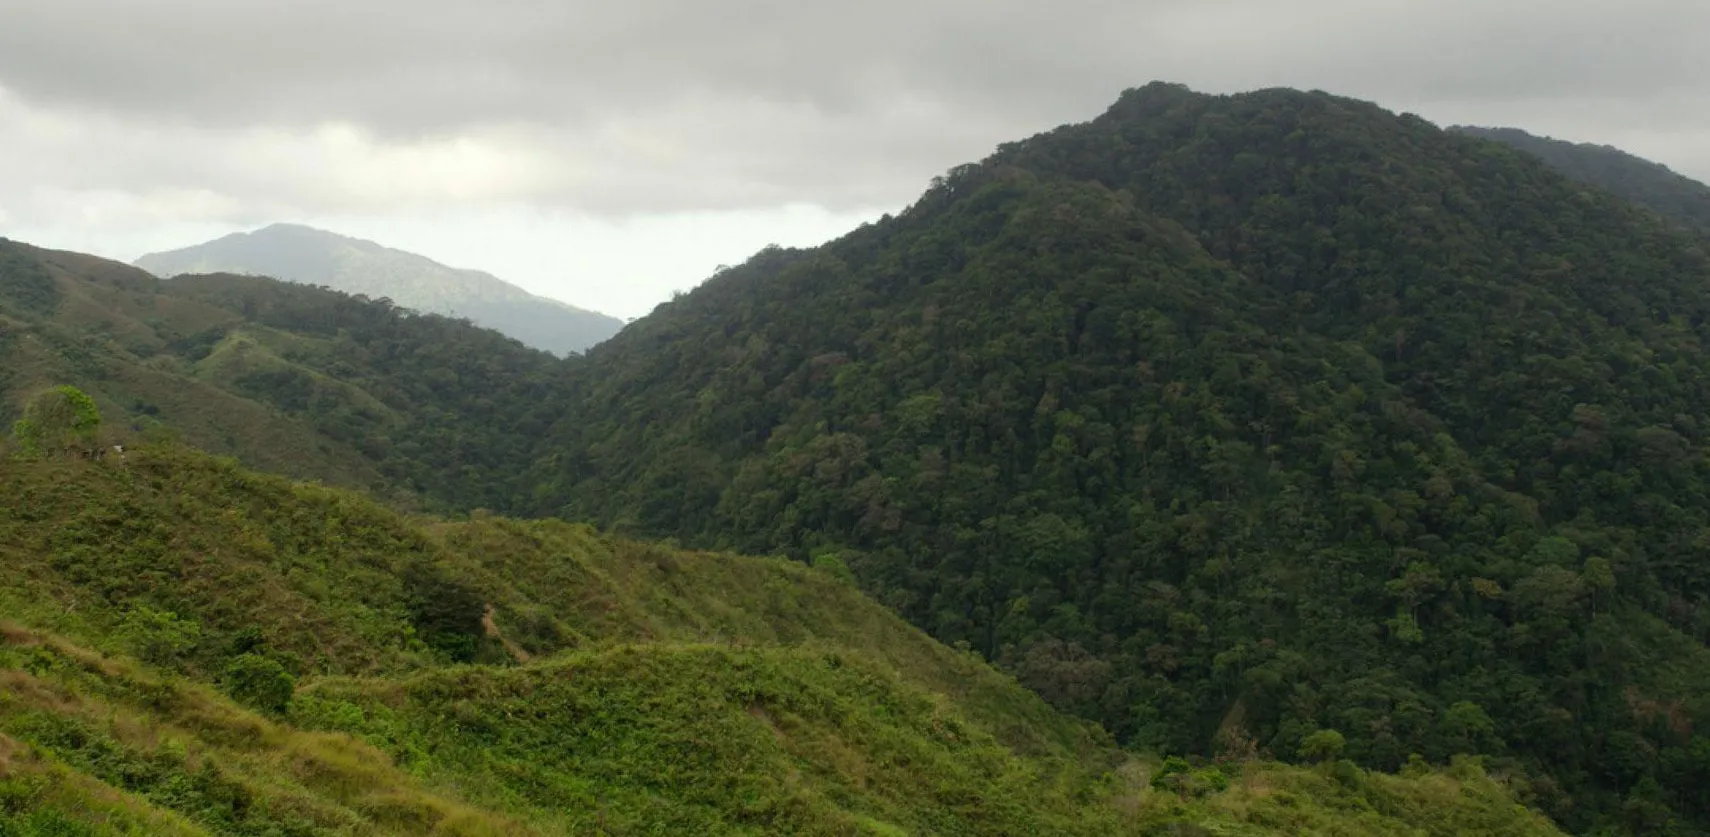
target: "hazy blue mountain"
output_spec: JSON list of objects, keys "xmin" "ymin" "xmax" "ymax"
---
[
  {"xmin": 135, "ymin": 223, "xmax": 624, "ymax": 355},
  {"xmin": 1453, "ymin": 126, "xmax": 1710, "ymax": 230}
]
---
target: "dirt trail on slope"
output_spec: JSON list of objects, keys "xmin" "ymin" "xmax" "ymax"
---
[{"xmin": 481, "ymin": 604, "xmax": 532, "ymax": 663}]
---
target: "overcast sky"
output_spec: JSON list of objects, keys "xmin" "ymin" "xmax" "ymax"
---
[{"xmin": 4, "ymin": 0, "xmax": 1708, "ymax": 319}]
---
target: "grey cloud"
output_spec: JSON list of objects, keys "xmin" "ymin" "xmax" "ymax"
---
[
  {"xmin": 3, "ymin": 0, "xmax": 1710, "ymax": 220},
  {"xmin": 2, "ymin": 0, "xmax": 1121, "ymax": 132},
  {"xmin": 7, "ymin": 1, "xmax": 1707, "ymax": 124}
]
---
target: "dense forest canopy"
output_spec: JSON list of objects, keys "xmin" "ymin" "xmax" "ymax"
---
[
  {"xmin": 1452, "ymin": 125, "xmax": 1710, "ymax": 231},
  {"xmin": 159, "ymin": 273, "xmax": 568, "ymax": 509},
  {"xmin": 522, "ymin": 85, "xmax": 1710, "ymax": 835}
]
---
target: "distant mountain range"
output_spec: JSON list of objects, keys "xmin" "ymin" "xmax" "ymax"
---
[
  {"xmin": 1452, "ymin": 126, "xmax": 1710, "ymax": 230},
  {"xmin": 134, "ymin": 223, "xmax": 624, "ymax": 355}
]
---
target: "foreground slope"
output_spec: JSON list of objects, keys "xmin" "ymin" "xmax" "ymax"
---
[
  {"xmin": 530, "ymin": 84, "xmax": 1710, "ymax": 834},
  {"xmin": 135, "ymin": 223, "xmax": 625, "ymax": 355},
  {"xmin": 0, "ymin": 239, "xmax": 565, "ymax": 510},
  {"xmin": 1453, "ymin": 125, "xmax": 1710, "ymax": 230},
  {"xmin": 0, "ymin": 449, "xmax": 1561, "ymax": 835}
]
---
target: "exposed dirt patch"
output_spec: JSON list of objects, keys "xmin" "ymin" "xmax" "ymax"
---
[
  {"xmin": 481, "ymin": 604, "xmax": 532, "ymax": 663},
  {"xmin": 746, "ymin": 702, "xmax": 789, "ymax": 744},
  {"xmin": 0, "ymin": 669, "xmax": 85, "ymax": 716},
  {"xmin": 0, "ymin": 733, "xmax": 20, "ymax": 776},
  {"xmin": 0, "ymin": 622, "xmax": 41, "ymax": 647}
]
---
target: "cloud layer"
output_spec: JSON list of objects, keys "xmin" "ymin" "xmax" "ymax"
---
[
  {"xmin": 5, "ymin": 0, "xmax": 1710, "ymax": 317},
  {"xmin": 5, "ymin": 0, "xmax": 1709, "ymax": 225}
]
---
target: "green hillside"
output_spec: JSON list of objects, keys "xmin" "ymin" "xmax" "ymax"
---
[
  {"xmin": 0, "ymin": 447, "xmax": 1563, "ymax": 835},
  {"xmin": 1452, "ymin": 125, "xmax": 1710, "ymax": 230},
  {"xmin": 0, "ymin": 240, "xmax": 562, "ymax": 511},
  {"xmin": 134, "ymin": 223, "xmax": 625, "ymax": 356},
  {"xmin": 525, "ymin": 84, "xmax": 1710, "ymax": 834},
  {"xmin": 7, "ymin": 82, "xmax": 1705, "ymax": 834}
]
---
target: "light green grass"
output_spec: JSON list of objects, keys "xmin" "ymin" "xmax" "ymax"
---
[{"xmin": 0, "ymin": 448, "xmax": 1567, "ymax": 835}]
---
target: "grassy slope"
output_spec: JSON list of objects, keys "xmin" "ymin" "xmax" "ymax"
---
[
  {"xmin": 0, "ymin": 242, "xmax": 386, "ymax": 490},
  {"xmin": 0, "ymin": 447, "xmax": 1564, "ymax": 835},
  {"xmin": 0, "ymin": 622, "xmax": 1562, "ymax": 837}
]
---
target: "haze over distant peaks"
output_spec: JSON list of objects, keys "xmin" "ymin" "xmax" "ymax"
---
[{"xmin": 134, "ymin": 223, "xmax": 624, "ymax": 355}]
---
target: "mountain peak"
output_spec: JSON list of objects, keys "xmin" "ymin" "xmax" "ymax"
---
[
  {"xmin": 249, "ymin": 222, "xmax": 387, "ymax": 251},
  {"xmin": 532, "ymin": 84, "xmax": 1710, "ymax": 833},
  {"xmin": 135, "ymin": 224, "xmax": 623, "ymax": 355}
]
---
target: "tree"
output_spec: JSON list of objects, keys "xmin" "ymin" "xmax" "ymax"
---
[
  {"xmin": 12, "ymin": 385, "xmax": 101, "ymax": 458},
  {"xmin": 221, "ymin": 653, "xmax": 297, "ymax": 714},
  {"xmin": 1149, "ymin": 756, "xmax": 1229, "ymax": 799},
  {"xmin": 810, "ymin": 548, "xmax": 857, "ymax": 586},
  {"xmin": 1583, "ymin": 556, "xmax": 1616, "ymax": 615},
  {"xmin": 1299, "ymin": 729, "xmax": 1347, "ymax": 763},
  {"xmin": 117, "ymin": 606, "xmax": 202, "ymax": 667}
]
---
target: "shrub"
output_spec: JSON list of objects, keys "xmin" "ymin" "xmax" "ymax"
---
[
  {"xmin": 1299, "ymin": 729, "xmax": 1347, "ymax": 763},
  {"xmin": 221, "ymin": 654, "xmax": 296, "ymax": 714},
  {"xmin": 811, "ymin": 550, "xmax": 857, "ymax": 586},
  {"xmin": 11, "ymin": 385, "xmax": 101, "ymax": 458},
  {"xmin": 1150, "ymin": 757, "xmax": 1231, "ymax": 799},
  {"xmin": 117, "ymin": 607, "xmax": 201, "ymax": 667}
]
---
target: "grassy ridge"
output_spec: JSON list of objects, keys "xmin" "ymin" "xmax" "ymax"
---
[
  {"xmin": 0, "ymin": 443, "xmax": 1114, "ymax": 763},
  {"xmin": 423, "ymin": 515, "xmax": 1099, "ymax": 760},
  {"xmin": 0, "ymin": 626, "xmax": 519, "ymax": 836},
  {"xmin": 0, "ymin": 621, "xmax": 1563, "ymax": 836},
  {"xmin": 0, "ymin": 447, "xmax": 1563, "ymax": 834}
]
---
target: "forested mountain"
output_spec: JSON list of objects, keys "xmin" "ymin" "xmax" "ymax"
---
[
  {"xmin": 10, "ymin": 82, "xmax": 1710, "ymax": 835},
  {"xmin": 1453, "ymin": 126, "xmax": 1710, "ymax": 230},
  {"xmin": 527, "ymin": 84, "xmax": 1710, "ymax": 834},
  {"xmin": 0, "ymin": 239, "xmax": 561, "ymax": 510},
  {"xmin": 0, "ymin": 446, "xmax": 1564, "ymax": 835},
  {"xmin": 135, "ymin": 223, "xmax": 625, "ymax": 356}
]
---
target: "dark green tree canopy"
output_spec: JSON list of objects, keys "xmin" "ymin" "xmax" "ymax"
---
[
  {"xmin": 0, "ymin": 238, "xmax": 61, "ymax": 315},
  {"xmin": 525, "ymin": 85, "xmax": 1710, "ymax": 835},
  {"xmin": 1451, "ymin": 125, "xmax": 1710, "ymax": 232}
]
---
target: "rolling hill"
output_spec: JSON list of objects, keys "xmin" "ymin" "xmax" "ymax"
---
[
  {"xmin": 134, "ymin": 223, "xmax": 624, "ymax": 356},
  {"xmin": 0, "ymin": 445, "xmax": 1566, "ymax": 835},
  {"xmin": 523, "ymin": 84, "xmax": 1710, "ymax": 834},
  {"xmin": 0, "ymin": 238, "xmax": 565, "ymax": 510}
]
